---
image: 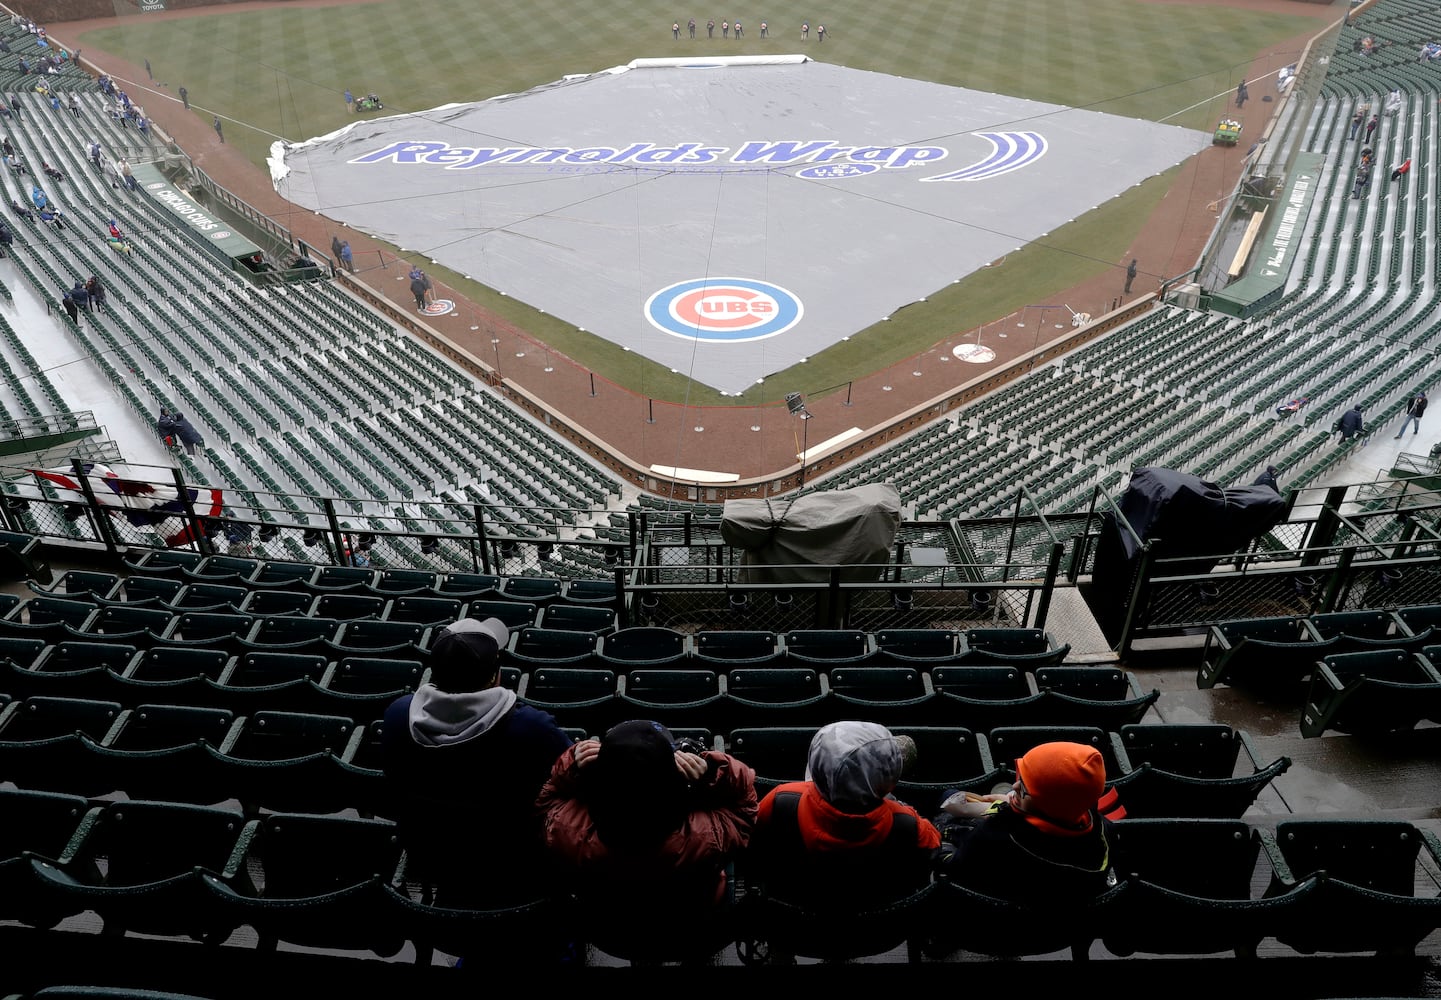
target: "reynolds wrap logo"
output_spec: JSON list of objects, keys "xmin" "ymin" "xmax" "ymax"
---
[
  {"xmin": 348, "ymin": 133, "xmax": 1048, "ymax": 180},
  {"xmin": 646, "ymin": 278, "xmax": 802, "ymax": 343},
  {"xmin": 349, "ymin": 140, "xmax": 947, "ymax": 171}
]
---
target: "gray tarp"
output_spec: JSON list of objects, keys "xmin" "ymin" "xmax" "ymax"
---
[
  {"xmin": 271, "ymin": 59, "xmax": 1207, "ymax": 394},
  {"xmin": 721, "ymin": 483, "xmax": 901, "ymax": 583}
]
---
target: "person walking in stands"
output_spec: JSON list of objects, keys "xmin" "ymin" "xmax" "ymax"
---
[
  {"xmin": 86, "ymin": 275, "xmax": 105, "ymax": 313},
  {"xmin": 0, "ymin": 219, "xmax": 12, "ymax": 256},
  {"xmin": 87, "ymin": 140, "xmax": 101, "ymax": 169},
  {"xmin": 213, "ymin": 115, "xmax": 224, "ymax": 143},
  {"xmin": 1349, "ymin": 108, "xmax": 1364, "ymax": 139},
  {"xmin": 1337, "ymin": 404, "xmax": 1366, "ymax": 443},
  {"xmin": 61, "ymin": 290, "xmax": 77, "ymax": 324},
  {"xmin": 1351, "ymin": 161, "xmax": 1373, "ymax": 199},
  {"xmin": 1395, "ymin": 390, "xmax": 1427, "ymax": 438},
  {"xmin": 1125, "ymin": 258, "xmax": 1137, "ymax": 294},
  {"xmin": 1365, "ymin": 114, "xmax": 1379, "ymax": 142},
  {"xmin": 339, "ymin": 240, "xmax": 354, "ymax": 272},
  {"xmin": 1391, "ymin": 157, "xmax": 1412, "ymax": 182},
  {"xmin": 69, "ymin": 278, "xmax": 90, "ymax": 314}
]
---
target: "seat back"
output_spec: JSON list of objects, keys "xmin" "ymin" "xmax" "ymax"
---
[
  {"xmin": 309, "ymin": 593, "xmax": 388, "ymax": 621},
  {"xmin": 171, "ymin": 583, "xmax": 248, "ymax": 611},
  {"xmin": 1116, "ymin": 724, "xmax": 1241, "ymax": 779},
  {"xmin": 597, "ymin": 626, "xmax": 688, "ymax": 665},
  {"xmin": 328, "ymin": 657, "xmax": 426, "ymax": 694},
  {"xmin": 383, "ymin": 596, "xmax": 463, "ymax": 625},
  {"xmin": 930, "ymin": 665, "xmax": 1031, "ymax": 699},
  {"xmin": 0, "ymin": 787, "xmax": 90, "ymax": 861},
  {"xmin": 875, "ymin": 628, "xmax": 962, "ymax": 663},
  {"xmin": 225, "ymin": 711, "xmax": 356, "ymax": 762},
  {"xmin": 108, "ymin": 704, "xmax": 236, "ymax": 751},
  {"xmin": 784, "ymin": 630, "xmax": 875, "ymax": 664},
  {"xmin": 0, "ymin": 696, "xmax": 122, "ymax": 742},
  {"xmin": 466, "ymin": 598, "xmax": 540, "ymax": 631},
  {"xmin": 505, "ymin": 627, "xmax": 598, "ymax": 665},
  {"xmin": 538, "ymin": 603, "xmax": 617, "ymax": 634},
  {"xmin": 1270, "ymin": 819, "xmax": 1423, "ymax": 895},
  {"xmin": 987, "ymin": 725, "xmax": 1121, "ymax": 777},
  {"xmin": 126, "ymin": 647, "xmax": 231, "ymax": 683},
  {"xmin": 693, "ymin": 630, "xmax": 782, "ymax": 667}
]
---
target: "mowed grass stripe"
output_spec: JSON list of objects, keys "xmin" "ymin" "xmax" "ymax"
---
[{"xmin": 75, "ymin": 0, "xmax": 1323, "ymax": 407}]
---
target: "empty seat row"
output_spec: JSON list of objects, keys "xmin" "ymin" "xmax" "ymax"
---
[
  {"xmin": 1201, "ymin": 610, "xmax": 1441, "ymax": 736},
  {"xmin": 0, "ymin": 645, "xmax": 426, "ymax": 717},
  {"xmin": 114, "ymin": 556, "xmax": 612, "ymax": 604},
  {"xmin": 515, "ymin": 663, "xmax": 1159, "ymax": 735},
  {"xmin": 506, "ymin": 626, "xmax": 1070, "ymax": 668},
  {"xmin": 0, "ymin": 603, "xmax": 432, "ymax": 657}
]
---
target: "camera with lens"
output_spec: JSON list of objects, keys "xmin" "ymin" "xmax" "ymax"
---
[{"xmin": 674, "ymin": 737, "xmax": 709, "ymax": 756}]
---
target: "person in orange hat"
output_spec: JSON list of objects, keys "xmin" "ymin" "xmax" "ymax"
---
[{"xmin": 934, "ymin": 741, "xmax": 1120, "ymax": 902}]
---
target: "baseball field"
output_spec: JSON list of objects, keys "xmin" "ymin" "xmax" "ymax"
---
[{"xmin": 67, "ymin": 0, "xmax": 1335, "ymax": 422}]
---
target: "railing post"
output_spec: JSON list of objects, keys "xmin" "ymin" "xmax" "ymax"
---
[
  {"xmin": 166, "ymin": 465, "xmax": 213, "ymax": 555},
  {"xmin": 1115, "ymin": 539, "xmax": 1155, "ymax": 657},
  {"xmin": 614, "ymin": 565, "xmax": 629, "ymax": 629},
  {"xmin": 473, "ymin": 504, "xmax": 492, "ymax": 575},
  {"xmin": 1318, "ymin": 547, "xmax": 1356, "ymax": 613},
  {"xmin": 1033, "ymin": 540, "xmax": 1065, "ymax": 629},
  {"xmin": 72, "ymin": 458, "xmax": 121, "ymax": 554},
  {"xmin": 1303, "ymin": 485, "xmax": 1350, "ymax": 564},
  {"xmin": 826, "ymin": 565, "xmax": 843, "ymax": 628},
  {"xmin": 322, "ymin": 499, "xmax": 346, "ymax": 565}
]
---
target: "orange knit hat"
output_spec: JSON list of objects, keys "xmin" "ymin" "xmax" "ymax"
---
[{"xmin": 1016, "ymin": 742, "xmax": 1106, "ymax": 826}]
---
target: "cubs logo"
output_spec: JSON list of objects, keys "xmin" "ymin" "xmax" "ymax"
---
[
  {"xmin": 645, "ymin": 278, "xmax": 803, "ymax": 343},
  {"xmin": 795, "ymin": 163, "xmax": 880, "ymax": 180}
]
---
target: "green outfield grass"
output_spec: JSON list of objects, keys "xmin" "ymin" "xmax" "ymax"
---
[{"xmin": 77, "ymin": 0, "xmax": 1327, "ymax": 408}]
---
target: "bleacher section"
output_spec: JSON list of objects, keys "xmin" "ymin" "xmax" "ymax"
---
[{"xmin": 0, "ymin": 23, "xmax": 623, "ymax": 570}]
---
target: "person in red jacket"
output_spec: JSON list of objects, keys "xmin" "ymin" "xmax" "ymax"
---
[
  {"xmin": 539, "ymin": 720, "xmax": 757, "ymax": 957},
  {"xmin": 749, "ymin": 721, "xmax": 939, "ymax": 909},
  {"xmin": 1391, "ymin": 157, "xmax": 1412, "ymax": 182}
]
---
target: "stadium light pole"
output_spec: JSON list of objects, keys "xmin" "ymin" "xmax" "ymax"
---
[{"xmin": 787, "ymin": 392, "xmax": 813, "ymax": 490}]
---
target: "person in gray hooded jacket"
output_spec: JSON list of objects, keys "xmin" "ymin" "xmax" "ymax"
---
[{"xmin": 380, "ymin": 616, "xmax": 573, "ymax": 903}]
